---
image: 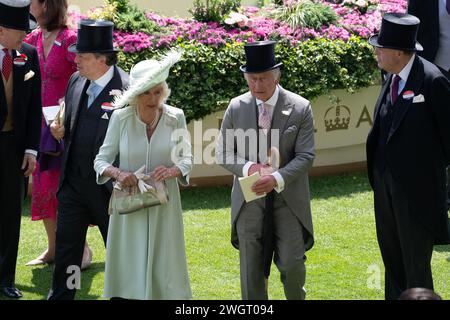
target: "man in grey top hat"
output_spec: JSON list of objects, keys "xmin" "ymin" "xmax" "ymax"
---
[
  {"xmin": 216, "ymin": 41, "xmax": 315, "ymax": 300},
  {"xmin": 0, "ymin": 0, "xmax": 41, "ymax": 299},
  {"xmin": 49, "ymin": 19, "xmax": 129, "ymax": 300},
  {"xmin": 367, "ymin": 13, "xmax": 450, "ymax": 299}
]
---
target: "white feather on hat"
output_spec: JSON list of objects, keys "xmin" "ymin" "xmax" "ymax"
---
[
  {"xmin": 113, "ymin": 49, "xmax": 183, "ymax": 109},
  {"xmin": 0, "ymin": 0, "xmax": 30, "ymax": 7}
]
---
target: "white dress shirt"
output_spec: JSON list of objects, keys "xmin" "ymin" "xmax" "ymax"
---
[{"xmin": 391, "ymin": 54, "xmax": 415, "ymax": 98}]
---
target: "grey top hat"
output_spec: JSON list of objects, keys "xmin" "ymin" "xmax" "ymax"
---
[
  {"xmin": 68, "ymin": 20, "xmax": 119, "ymax": 53},
  {"xmin": 369, "ymin": 13, "xmax": 423, "ymax": 51},
  {"xmin": 0, "ymin": 0, "xmax": 37, "ymax": 31}
]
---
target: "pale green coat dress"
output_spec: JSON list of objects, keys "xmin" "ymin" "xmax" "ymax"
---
[{"xmin": 94, "ymin": 104, "xmax": 193, "ymax": 300}]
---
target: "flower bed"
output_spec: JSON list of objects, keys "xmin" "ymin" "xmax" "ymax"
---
[{"xmin": 69, "ymin": 0, "xmax": 407, "ymax": 122}]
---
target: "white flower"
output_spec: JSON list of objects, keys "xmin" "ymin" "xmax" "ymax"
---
[
  {"xmin": 109, "ymin": 89, "xmax": 122, "ymax": 96},
  {"xmin": 355, "ymin": 0, "xmax": 368, "ymax": 7},
  {"xmin": 224, "ymin": 12, "xmax": 249, "ymax": 28}
]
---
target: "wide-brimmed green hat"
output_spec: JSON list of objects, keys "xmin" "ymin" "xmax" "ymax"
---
[{"xmin": 113, "ymin": 49, "xmax": 183, "ymax": 108}]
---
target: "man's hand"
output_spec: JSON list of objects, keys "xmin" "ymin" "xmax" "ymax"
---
[
  {"xmin": 252, "ymin": 174, "xmax": 277, "ymax": 196},
  {"xmin": 248, "ymin": 163, "xmax": 271, "ymax": 176},
  {"xmin": 50, "ymin": 120, "xmax": 65, "ymax": 141},
  {"xmin": 22, "ymin": 153, "xmax": 36, "ymax": 177}
]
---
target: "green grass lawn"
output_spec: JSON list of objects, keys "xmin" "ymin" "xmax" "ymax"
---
[{"xmin": 5, "ymin": 172, "xmax": 450, "ymax": 300}]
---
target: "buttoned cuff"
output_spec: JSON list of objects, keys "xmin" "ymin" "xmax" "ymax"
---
[
  {"xmin": 271, "ymin": 171, "xmax": 285, "ymax": 193},
  {"xmin": 25, "ymin": 149, "xmax": 38, "ymax": 157},
  {"xmin": 242, "ymin": 161, "xmax": 255, "ymax": 177}
]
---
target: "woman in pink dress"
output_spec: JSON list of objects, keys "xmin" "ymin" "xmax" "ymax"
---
[{"xmin": 24, "ymin": 0, "xmax": 92, "ymax": 268}]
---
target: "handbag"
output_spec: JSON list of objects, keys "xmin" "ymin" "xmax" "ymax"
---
[{"xmin": 109, "ymin": 165, "xmax": 169, "ymax": 215}]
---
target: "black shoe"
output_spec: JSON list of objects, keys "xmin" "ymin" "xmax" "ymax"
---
[{"xmin": 0, "ymin": 286, "xmax": 23, "ymax": 299}]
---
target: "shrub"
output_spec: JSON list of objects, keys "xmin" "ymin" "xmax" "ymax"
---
[
  {"xmin": 79, "ymin": 0, "xmax": 385, "ymax": 122},
  {"xmin": 116, "ymin": 37, "xmax": 378, "ymax": 122},
  {"xmin": 274, "ymin": 0, "xmax": 339, "ymax": 30},
  {"xmin": 189, "ymin": 0, "xmax": 241, "ymax": 24},
  {"xmin": 114, "ymin": 4, "xmax": 164, "ymax": 35}
]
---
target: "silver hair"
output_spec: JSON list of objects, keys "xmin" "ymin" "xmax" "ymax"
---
[
  {"xmin": 128, "ymin": 81, "xmax": 171, "ymax": 107},
  {"xmin": 243, "ymin": 67, "xmax": 281, "ymax": 81}
]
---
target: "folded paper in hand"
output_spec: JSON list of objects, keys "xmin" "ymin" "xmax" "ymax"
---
[
  {"xmin": 42, "ymin": 105, "xmax": 60, "ymax": 125},
  {"xmin": 110, "ymin": 165, "xmax": 169, "ymax": 215},
  {"xmin": 238, "ymin": 147, "xmax": 281, "ymax": 203},
  {"xmin": 239, "ymin": 172, "xmax": 266, "ymax": 202}
]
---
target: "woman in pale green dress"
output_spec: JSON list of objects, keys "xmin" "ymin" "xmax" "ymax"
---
[{"xmin": 94, "ymin": 51, "xmax": 193, "ymax": 300}]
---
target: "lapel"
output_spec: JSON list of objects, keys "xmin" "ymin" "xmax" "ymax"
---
[
  {"xmin": 69, "ymin": 76, "xmax": 88, "ymax": 132},
  {"xmin": 373, "ymin": 75, "xmax": 391, "ymax": 125},
  {"xmin": 12, "ymin": 49, "xmax": 26, "ymax": 112},
  {"xmin": 387, "ymin": 56, "xmax": 423, "ymax": 142},
  {"xmin": 271, "ymin": 87, "xmax": 293, "ymax": 133},
  {"xmin": 94, "ymin": 67, "xmax": 124, "ymax": 146},
  {"xmin": 0, "ymin": 73, "xmax": 6, "ymax": 116},
  {"xmin": 241, "ymin": 93, "xmax": 258, "ymax": 132}
]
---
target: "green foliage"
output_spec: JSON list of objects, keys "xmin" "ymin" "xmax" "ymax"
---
[
  {"xmin": 116, "ymin": 37, "xmax": 378, "ymax": 123},
  {"xmin": 114, "ymin": 4, "xmax": 163, "ymax": 34},
  {"xmin": 105, "ymin": 0, "xmax": 129, "ymax": 14},
  {"xmin": 274, "ymin": 0, "xmax": 339, "ymax": 30},
  {"xmin": 189, "ymin": 0, "xmax": 241, "ymax": 23}
]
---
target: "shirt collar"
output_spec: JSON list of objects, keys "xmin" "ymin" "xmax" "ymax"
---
[
  {"xmin": 91, "ymin": 66, "xmax": 114, "ymax": 88},
  {"xmin": 0, "ymin": 44, "xmax": 10, "ymax": 56},
  {"xmin": 397, "ymin": 54, "xmax": 415, "ymax": 83},
  {"xmin": 256, "ymin": 85, "xmax": 280, "ymax": 107}
]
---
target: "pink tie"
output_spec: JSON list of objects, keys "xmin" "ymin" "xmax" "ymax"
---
[
  {"xmin": 258, "ymin": 102, "xmax": 271, "ymax": 134},
  {"xmin": 2, "ymin": 48, "xmax": 12, "ymax": 81},
  {"xmin": 391, "ymin": 74, "xmax": 400, "ymax": 105}
]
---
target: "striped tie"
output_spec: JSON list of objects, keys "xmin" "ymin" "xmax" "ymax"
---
[
  {"xmin": 258, "ymin": 102, "xmax": 271, "ymax": 135},
  {"xmin": 2, "ymin": 48, "xmax": 12, "ymax": 81}
]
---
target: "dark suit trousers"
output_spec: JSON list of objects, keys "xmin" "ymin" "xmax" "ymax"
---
[
  {"xmin": 373, "ymin": 167, "xmax": 434, "ymax": 300},
  {"xmin": 0, "ymin": 132, "xmax": 24, "ymax": 287},
  {"xmin": 446, "ymin": 167, "xmax": 450, "ymax": 211},
  {"xmin": 49, "ymin": 174, "xmax": 110, "ymax": 300}
]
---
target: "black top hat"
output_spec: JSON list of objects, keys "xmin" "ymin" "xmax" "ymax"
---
[
  {"xmin": 369, "ymin": 13, "xmax": 423, "ymax": 51},
  {"xmin": 0, "ymin": 0, "xmax": 37, "ymax": 31},
  {"xmin": 68, "ymin": 20, "xmax": 119, "ymax": 53},
  {"xmin": 240, "ymin": 41, "xmax": 283, "ymax": 73}
]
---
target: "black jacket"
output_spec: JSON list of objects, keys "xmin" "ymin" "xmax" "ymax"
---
[
  {"xmin": 0, "ymin": 42, "xmax": 42, "ymax": 156},
  {"xmin": 408, "ymin": 0, "xmax": 440, "ymax": 62},
  {"xmin": 367, "ymin": 55, "xmax": 450, "ymax": 244},
  {"xmin": 59, "ymin": 66, "xmax": 129, "ymax": 192}
]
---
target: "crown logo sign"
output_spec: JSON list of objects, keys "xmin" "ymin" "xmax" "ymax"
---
[{"xmin": 324, "ymin": 99, "xmax": 351, "ymax": 132}]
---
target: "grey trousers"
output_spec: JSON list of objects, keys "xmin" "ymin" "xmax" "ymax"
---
[{"xmin": 236, "ymin": 193, "xmax": 306, "ymax": 300}]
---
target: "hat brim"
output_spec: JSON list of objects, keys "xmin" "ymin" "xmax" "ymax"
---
[
  {"xmin": 68, "ymin": 43, "xmax": 120, "ymax": 53},
  {"xmin": 0, "ymin": 19, "xmax": 37, "ymax": 31},
  {"xmin": 368, "ymin": 35, "xmax": 423, "ymax": 51},
  {"xmin": 240, "ymin": 62, "xmax": 283, "ymax": 73},
  {"xmin": 112, "ymin": 49, "xmax": 183, "ymax": 109}
]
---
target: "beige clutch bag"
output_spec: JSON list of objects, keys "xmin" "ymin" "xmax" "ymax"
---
[{"xmin": 109, "ymin": 165, "xmax": 169, "ymax": 215}]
